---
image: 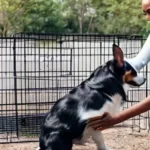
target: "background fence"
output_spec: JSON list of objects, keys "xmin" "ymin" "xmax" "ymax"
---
[{"xmin": 0, "ymin": 33, "xmax": 149, "ymax": 143}]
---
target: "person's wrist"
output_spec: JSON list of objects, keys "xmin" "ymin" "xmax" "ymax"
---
[{"xmin": 113, "ymin": 114, "xmax": 122, "ymax": 124}]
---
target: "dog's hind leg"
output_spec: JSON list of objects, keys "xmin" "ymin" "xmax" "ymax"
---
[
  {"xmin": 40, "ymin": 133, "xmax": 73, "ymax": 150},
  {"xmin": 91, "ymin": 129, "xmax": 109, "ymax": 150}
]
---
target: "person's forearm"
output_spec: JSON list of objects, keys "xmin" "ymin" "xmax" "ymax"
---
[{"xmin": 116, "ymin": 96, "xmax": 150, "ymax": 123}]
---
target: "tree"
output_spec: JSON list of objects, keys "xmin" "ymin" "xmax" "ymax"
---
[
  {"xmin": 62, "ymin": 0, "xmax": 97, "ymax": 33},
  {"xmin": 92, "ymin": 0, "xmax": 148, "ymax": 35},
  {"xmin": 0, "ymin": 0, "xmax": 65, "ymax": 36},
  {"xmin": 22, "ymin": 0, "xmax": 65, "ymax": 33},
  {"xmin": 0, "ymin": 0, "xmax": 149, "ymax": 36},
  {"xmin": 0, "ymin": 0, "xmax": 31, "ymax": 36}
]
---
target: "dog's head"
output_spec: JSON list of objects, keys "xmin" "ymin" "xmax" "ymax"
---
[{"xmin": 110, "ymin": 44, "xmax": 146, "ymax": 87}]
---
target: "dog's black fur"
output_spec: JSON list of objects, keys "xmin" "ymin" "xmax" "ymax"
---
[{"xmin": 39, "ymin": 44, "xmax": 145, "ymax": 150}]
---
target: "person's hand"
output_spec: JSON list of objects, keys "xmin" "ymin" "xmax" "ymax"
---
[{"xmin": 88, "ymin": 112, "xmax": 119, "ymax": 131}]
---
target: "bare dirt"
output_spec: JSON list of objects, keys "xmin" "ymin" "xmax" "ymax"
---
[{"xmin": 0, "ymin": 127, "xmax": 150, "ymax": 150}]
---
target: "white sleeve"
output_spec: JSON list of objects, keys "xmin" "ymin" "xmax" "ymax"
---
[{"xmin": 126, "ymin": 34, "xmax": 150, "ymax": 71}]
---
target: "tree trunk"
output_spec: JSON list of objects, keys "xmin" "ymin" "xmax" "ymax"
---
[
  {"xmin": 78, "ymin": 5, "xmax": 85, "ymax": 34},
  {"xmin": 79, "ymin": 16, "xmax": 83, "ymax": 33},
  {"xmin": 87, "ymin": 16, "xmax": 93, "ymax": 33}
]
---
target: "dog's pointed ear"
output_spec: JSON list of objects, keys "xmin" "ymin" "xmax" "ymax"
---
[{"xmin": 113, "ymin": 44, "xmax": 124, "ymax": 67}]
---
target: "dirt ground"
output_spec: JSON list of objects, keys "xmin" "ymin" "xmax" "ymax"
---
[{"xmin": 0, "ymin": 127, "xmax": 150, "ymax": 150}]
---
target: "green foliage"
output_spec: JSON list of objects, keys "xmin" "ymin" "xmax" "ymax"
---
[
  {"xmin": 0, "ymin": 0, "xmax": 26, "ymax": 36},
  {"xmin": 0, "ymin": 0, "xmax": 149, "ymax": 36},
  {"xmin": 22, "ymin": 0, "xmax": 65, "ymax": 33},
  {"xmin": 92, "ymin": 0, "xmax": 146, "ymax": 34}
]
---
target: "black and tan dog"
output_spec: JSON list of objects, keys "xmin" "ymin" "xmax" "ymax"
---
[{"xmin": 38, "ymin": 44, "xmax": 145, "ymax": 150}]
